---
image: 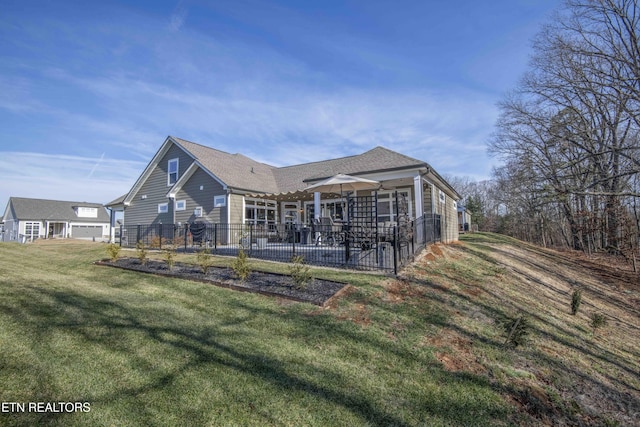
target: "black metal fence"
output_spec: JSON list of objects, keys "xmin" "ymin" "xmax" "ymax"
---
[{"xmin": 119, "ymin": 214, "xmax": 441, "ymax": 274}]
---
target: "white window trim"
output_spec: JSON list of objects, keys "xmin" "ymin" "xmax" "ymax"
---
[
  {"xmin": 376, "ymin": 188, "xmax": 413, "ymax": 222},
  {"xmin": 214, "ymin": 195, "xmax": 226, "ymax": 208},
  {"xmin": 158, "ymin": 203, "xmax": 169, "ymax": 213},
  {"xmin": 194, "ymin": 206, "xmax": 203, "ymax": 217},
  {"xmin": 167, "ymin": 158, "xmax": 179, "ymax": 186},
  {"xmin": 24, "ymin": 221, "xmax": 41, "ymax": 241},
  {"xmin": 77, "ymin": 206, "xmax": 98, "ymax": 218},
  {"xmin": 175, "ymin": 200, "xmax": 186, "ymax": 211}
]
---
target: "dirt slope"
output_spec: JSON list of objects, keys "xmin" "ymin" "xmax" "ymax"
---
[{"xmin": 404, "ymin": 234, "xmax": 639, "ymax": 426}]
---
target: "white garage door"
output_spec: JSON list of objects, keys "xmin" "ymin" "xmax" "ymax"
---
[{"xmin": 71, "ymin": 225, "xmax": 103, "ymax": 238}]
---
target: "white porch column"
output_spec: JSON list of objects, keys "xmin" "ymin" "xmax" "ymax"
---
[
  {"xmin": 314, "ymin": 192, "xmax": 321, "ymax": 221},
  {"xmin": 414, "ymin": 175, "xmax": 424, "ymax": 218}
]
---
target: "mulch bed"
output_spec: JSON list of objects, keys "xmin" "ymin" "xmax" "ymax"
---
[{"xmin": 96, "ymin": 258, "xmax": 350, "ymax": 306}]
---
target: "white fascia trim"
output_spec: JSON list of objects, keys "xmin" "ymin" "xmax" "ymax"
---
[{"xmin": 124, "ymin": 136, "xmax": 195, "ymax": 205}]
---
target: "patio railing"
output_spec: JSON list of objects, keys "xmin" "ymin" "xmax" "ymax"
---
[{"xmin": 118, "ymin": 214, "xmax": 441, "ymax": 274}]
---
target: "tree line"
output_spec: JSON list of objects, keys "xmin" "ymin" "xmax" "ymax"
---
[{"xmin": 459, "ymin": 0, "xmax": 639, "ymax": 268}]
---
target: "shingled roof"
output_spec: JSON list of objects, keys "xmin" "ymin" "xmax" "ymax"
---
[
  {"xmin": 272, "ymin": 146, "xmax": 430, "ymax": 193},
  {"xmin": 4, "ymin": 197, "xmax": 110, "ymax": 222},
  {"xmin": 118, "ymin": 136, "xmax": 459, "ymax": 206},
  {"xmin": 172, "ymin": 137, "xmax": 280, "ymax": 193},
  {"xmin": 171, "ymin": 137, "xmax": 433, "ymax": 194}
]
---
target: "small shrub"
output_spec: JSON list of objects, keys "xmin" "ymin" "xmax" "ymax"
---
[
  {"xmin": 196, "ymin": 248, "xmax": 215, "ymax": 275},
  {"xmin": 136, "ymin": 241, "xmax": 148, "ymax": 266},
  {"xmin": 231, "ymin": 249, "xmax": 251, "ymax": 282},
  {"xmin": 106, "ymin": 243, "xmax": 121, "ymax": 261},
  {"xmin": 500, "ymin": 314, "xmax": 531, "ymax": 348},
  {"xmin": 171, "ymin": 235, "xmax": 185, "ymax": 248},
  {"xmin": 288, "ymin": 255, "xmax": 312, "ymax": 290},
  {"xmin": 163, "ymin": 247, "xmax": 176, "ymax": 271},
  {"xmin": 571, "ymin": 289, "xmax": 582, "ymax": 315},
  {"xmin": 590, "ymin": 313, "xmax": 607, "ymax": 334},
  {"xmin": 149, "ymin": 236, "xmax": 164, "ymax": 249}
]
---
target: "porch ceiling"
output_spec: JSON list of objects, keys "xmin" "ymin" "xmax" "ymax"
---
[
  {"xmin": 245, "ymin": 190, "xmax": 314, "ymax": 202},
  {"xmin": 247, "ymin": 178, "xmax": 415, "ymax": 202}
]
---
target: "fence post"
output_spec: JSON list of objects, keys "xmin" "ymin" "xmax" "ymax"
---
[
  {"xmin": 249, "ymin": 223, "xmax": 254, "ymax": 255},
  {"xmin": 421, "ymin": 216, "xmax": 425, "ymax": 245},
  {"xmin": 119, "ymin": 224, "xmax": 123, "ymax": 247},
  {"xmin": 393, "ymin": 224, "xmax": 399, "ymax": 275},
  {"xmin": 214, "ymin": 223, "xmax": 218, "ymax": 250},
  {"xmin": 292, "ymin": 224, "xmax": 296, "ymax": 257},
  {"xmin": 159, "ymin": 223, "xmax": 163, "ymax": 250},
  {"xmin": 345, "ymin": 193, "xmax": 351, "ymax": 264}
]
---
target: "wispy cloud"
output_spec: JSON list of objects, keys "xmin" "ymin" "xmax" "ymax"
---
[
  {"xmin": 0, "ymin": 152, "xmax": 145, "ymax": 206},
  {"xmin": 168, "ymin": 1, "xmax": 188, "ymax": 33},
  {"xmin": 1, "ymin": 0, "xmax": 522, "ymax": 211},
  {"xmin": 88, "ymin": 152, "xmax": 105, "ymax": 178},
  {"xmin": 21, "ymin": 65, "xmax": 500, "ymax": 177}
]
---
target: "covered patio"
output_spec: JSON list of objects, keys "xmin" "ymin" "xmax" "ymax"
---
[{"xmin": 118, "ymin": 192, "xmax": 442, "ymax": 273}]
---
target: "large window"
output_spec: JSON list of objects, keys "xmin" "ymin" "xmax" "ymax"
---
[
  {"xmin": 168, "ymin": 158, "xmax": 179, "ymax": 186},
  {"xmin": 24, "ymin": 222, "xmax": 40, "ymax": 241},
  {"xmin": 305, "ymin": 198, "xmax": 344, "ymax": 224},
  {"xmin": 245, "ymin": 198, "xmax": 277, "ymax": 227},
  {"xmin": 377, "ymin": 189, "xmax": 412, "ymax": 223}
]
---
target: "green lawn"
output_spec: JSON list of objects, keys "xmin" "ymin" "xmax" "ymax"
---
[{"xmin": 0, "ymin": 240, "xmax": 512, "ymax": 426}]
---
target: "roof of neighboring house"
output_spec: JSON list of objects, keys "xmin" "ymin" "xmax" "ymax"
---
[{"xmin": 3, "ymin": 197, "xmax": 111, "ymax": 223}]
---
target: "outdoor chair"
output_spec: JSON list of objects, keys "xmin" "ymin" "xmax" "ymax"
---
[
  {"xmin": 275, "ymin": 224, "xmax": 291, "ymax": 243},
  {"xmin": 314, "ymin": 217, "xmax": 341, "ymax": 246}
]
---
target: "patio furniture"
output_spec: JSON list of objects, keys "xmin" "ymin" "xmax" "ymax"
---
[
  {"xmin": 314, "ymin": 217, "xmax": 342, "ymax": 246},
  {"xmin": 275, "ymin": 224, "xmax": 292, "ymax": 243}
]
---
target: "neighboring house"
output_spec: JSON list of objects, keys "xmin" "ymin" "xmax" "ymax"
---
[
  {"xmin": 109, "ymin": 136, "xmax": 461, "ymax": 243},
  {"xmin": 2, "ymin": 197, "xmax": 111, "ymax": 242},
  {"xmin": 458, "ymin": 205, "xmax": 472, "ymax": 233}
]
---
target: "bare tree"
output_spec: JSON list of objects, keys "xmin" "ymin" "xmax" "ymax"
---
[{"xmin": 489, "ymin": 0, "xmax": 640, "ymax": 257}]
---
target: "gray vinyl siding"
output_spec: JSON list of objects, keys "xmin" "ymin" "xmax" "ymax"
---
[
  {"xmin": 2, "ymin": 219, "xmax": 16, "ymax": 241},
  {"xmin": 430, "ymin": 188, "xmax": 458, "ymax": 243},
  {"xmin": 442, "ymin": 193, "xmax": 459, "ymax": 243},
  {"xmin": 229, "ymin": 194, "xmax": 244, "ymax": 224},
  {"xmin": 174, "ymin": 168, "xmax": 227, "ymax": 224},
  {"xmin": 423, "ymin": 184, "xmax": 434, "ymax": 215},
  {"xmin": 124, "ymin": 144, "xmax": 194, "ymax": 226},
  {"xmin": 4, "ymin": 202, "xmax": 16, "ymax": 222}
]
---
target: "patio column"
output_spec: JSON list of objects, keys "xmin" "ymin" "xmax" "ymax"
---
[
  {"xmin": 414, "ymin": 175, "xmax": 423, "ymax": 218},
  {"xmin": 314, "ymin": 192, "xmax": 321, "ymax": 221}
]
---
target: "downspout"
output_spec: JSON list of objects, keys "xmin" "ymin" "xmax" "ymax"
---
[
  {"xmin": 108, "ymin": 207, "xmax": 114, "ymax": 243},
  {"xmin": 170, "ymin": 197, "xmax": 176, "ymax": 225},
  {"xmin": 227, "ymin": 188, "xmax": 232, "ymax": 244}
]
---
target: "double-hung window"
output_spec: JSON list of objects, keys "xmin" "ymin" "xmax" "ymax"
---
[{"xmin": 168, "ymin": 158, "xmax": 179, "ymax": 186}]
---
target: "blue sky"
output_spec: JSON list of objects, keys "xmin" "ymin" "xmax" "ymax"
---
[{"xmin": 0, "ymin": 0, "xmax": 560, "ymax": 209}]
